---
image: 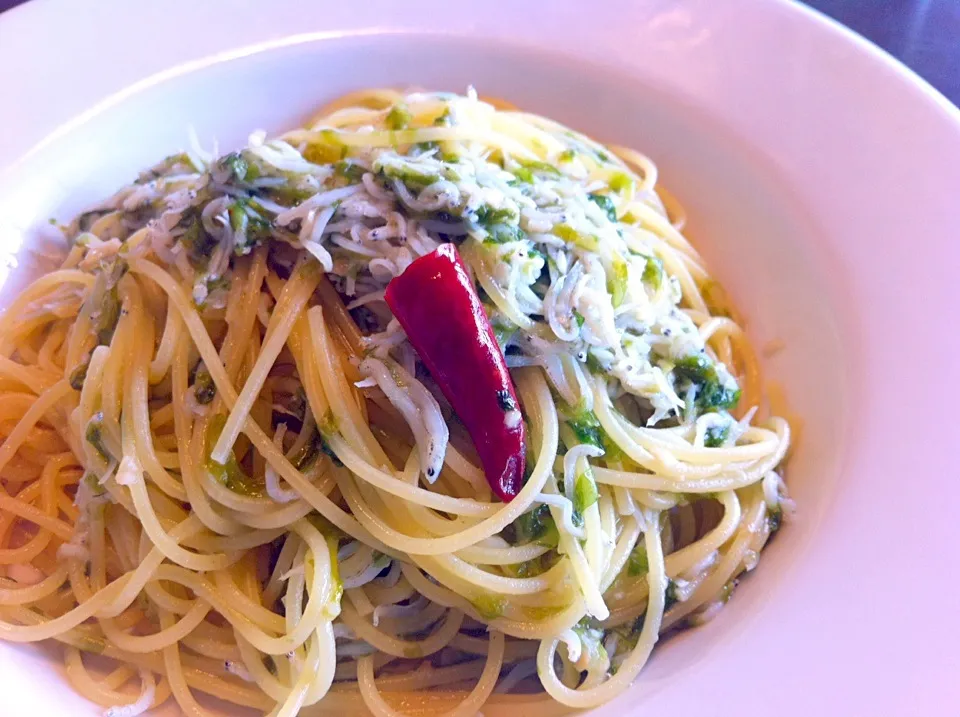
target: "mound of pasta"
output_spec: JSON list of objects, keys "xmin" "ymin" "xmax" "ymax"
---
[{"xmin": 0, "ymin": 88, "xmax": 791, "ymax": 716}]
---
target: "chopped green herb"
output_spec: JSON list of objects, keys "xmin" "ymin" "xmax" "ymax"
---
[
  {"xmin": 264, "ymin": 184, "xmax": 318, "ymax": 207},
  {"xmin": 313, "ymin": 411, "xmax": 343, "ymax": 467},
  {"xmin": 228, "ymin": 199, "xmax": 273, "ymax": 254},
  {"xmin": 136, "ymin": 152, "xmax": 195, "ymax": 184},
  {"xmin": 81, "ymin": 471, "xmax": 105, "ymax": 497},
  {"xmin": 385, "ymin": 103, "xmax": 413, "ymax": 130},
  {"xmin": 379, "ymin": 163, "xmax": 441, "ymax": 193},
  {"xmin": 588, "ymin": 193, "xmax": 618, "ymax": 222},
  {"xmin": 553, "ymin": 223, "xmax": 600, "ymax": 252},
  {"xmin": 95, "ymin": 287, "xmax": 121, "ymax": 346},
  {"xmin": 522, "ymin": 603, "xmax": 566, "ymax": 620},
  {"xmin": 571, "ymin": 508, "xmax": 584, "ymax": 528},
  {"xmin": 511, "ymin": 157, "xmax": 562, "ymax": 184},
  {"xmin": 559, "ymin": 149, "xmax": 577, "ymax": 162},
  {"xmin": 627, "ymin": 542, "xmax": 648, "ymax": 576},
  {"xmin": 574, "ymin": 469, "xmax": 599, "ymax": 514},
  {"xmin": 471, "ymin": 593, "xmax": 506, "ymax": 621},
  {"xmin": 228, "ymin": 203, "xmax": 247, "ymax": 234},
  {"xmin": 177, "ymin": 208, "xmax": 218, "ymax": 267},
  {"xmin": 767, "ymin": 506, "xmax": 783, "ymax": 534},
  {"xmin": 193, "ymin": 275, "xmax": 230, "ymax": 308},
  {"xmin": 215, "ymin": 152, "xmax": 250, "ymax": 183},
  {"xmin": 552, "ymin": 223, "xmax": 579, "ymax": 243},
  {"xmin": 371, "ymin": 551, "xmax": 392, "ymax": 573},
  {"xmin": 242, "ymin": 156, "xmax": 261, "ymax": 180},
  {"xmin": 512, "ymin": 167, "xmax": 534, "ymax": 184},
  {"xmin": 608, "ymin": 256, "xmax": 629, "ymax": 308},
  {"xmin": 562, "ymin": 402, "xmax": 623, "ymax": 461},
  {"xmin": 333, "ymin": 160, "xmax": 367, "ymax": 182},
  {"xmin": 584, "ymin": 351, "xmax": 608, "ymax": 375},
  {"xmin": 319, "ymin": 410, "xmax": 338, "ymax": 436},
  {"xmin": 205, "ymin": 415, "xmax": 264, "ymax": 497},
  {"xmin": 323, "ymin": 535, "xmax": 344, "ymax": 618},
  {"xmin": 473, "ymin": 204, "xmax": 525, "ymax": 244},
  {"xmin": 303, "ymin": 130, "xmax": 347, "ymax": 164},
  {"xmin": 612, "ymin": 613, "xmax": 647, "ymax": 652},
  {"xmin": 569, "ymin": 621, "xmax": 607, "ymax": 668},
  {"xmin": 566, "ymin": 406, "xmax": 603, "ymax": 449},
  {"xmin": 485, "ymin": 223, "xmax": 526, "ymax": 244},
  {"xmin": 608, "ymin": 171, "xmax": 635, "ymax": 194},
  {"xmin": 504, "ymin": 550, "xmax": 558, "ymax": 579},
  {"xmin": 573, "ymin": 310, "xmax": 586, "ymax": 328},
  {"xmin": 193, "ymin": 368, "xmax": 216, "ymax": 405},
  {"xmin": 69, "ymin": 358, "xmax": 90, "ymax": 391},
  {"xmin": 704, "ymin": 422, "xmax": 730, "ymax": 448},
  {"xmin": 432, "ymin": 108, "xmax": 453, "ymax": 126},
  {"xmin": 506, "ymin": 504, "xmax": 560, "ymax": 547},
  {"xmin": 642, "ymin": 255, "xmax": 664, "ymax": 291},
  {"xmin": 475, "ymin": 205, "xmax": 518, "ymax": 227},
  {"xmin": 492, "ymin": 323, "xmax": 516, "ymax": 351},
  {"xmin": 673, "ymin": 355, "xmax": 741, "ymax": 413},
  {"xmin": 664, "ymin": 579, "xmax": 681, "ymax": 611},
  {"xmin": 517, "ymin": 159, "xmax": 561, "ymax": 177},
  {"xmin": 85, "ymin": 413, "xmax": 112, "ymax": 462}
]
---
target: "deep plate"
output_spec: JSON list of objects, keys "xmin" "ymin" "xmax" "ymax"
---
[{"xmin": 0, "ymin": 1, "xmax": 957, "ymax": 715}]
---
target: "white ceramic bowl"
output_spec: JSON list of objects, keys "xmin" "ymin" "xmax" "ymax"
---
[{"xmin": 0, "ymin": 1, "xmax": 958, "ymax": 714}]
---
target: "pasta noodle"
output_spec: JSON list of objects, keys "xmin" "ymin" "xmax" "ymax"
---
[{"xmin": 0, "ymin": 88, "xmax": 791, "ymax": 715}]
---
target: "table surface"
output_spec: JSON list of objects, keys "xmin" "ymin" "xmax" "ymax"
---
[
  {"xmin": 0, "ymin": 0, "xmax": 958, "ymax": 107},
  {"xmin": 804, "ymin": 0, "xmax": 960, "ymax": 105}
]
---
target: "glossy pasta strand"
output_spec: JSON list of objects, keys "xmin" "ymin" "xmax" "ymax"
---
[{"xmin": 0, "ymin": 88, "xmax": 790, "ymax": 716}]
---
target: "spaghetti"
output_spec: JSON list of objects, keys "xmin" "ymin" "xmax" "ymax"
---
[{"xmin": 0, "ymin": 88, "xmax": 792, "ymax": 715}]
